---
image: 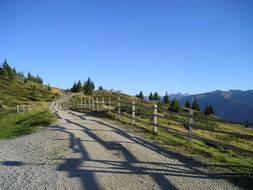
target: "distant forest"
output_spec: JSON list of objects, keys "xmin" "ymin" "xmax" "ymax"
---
[{"xmin": 0, "ymin": 59, "xmax": 43, "ymax": 84}]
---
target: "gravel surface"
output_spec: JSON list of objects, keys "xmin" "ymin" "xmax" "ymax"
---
[{"xmin": 0, "ymin": 101, "xmax": 248, "ymax": 190}]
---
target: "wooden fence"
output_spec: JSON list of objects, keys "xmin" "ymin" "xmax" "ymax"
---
[
  {"xmin": 0, "ymin": 104, "xmax": 35, "ymax": 113},
  {"xmin": 68, "ymin": 97, "xmax": 253, "ymax": 156}
]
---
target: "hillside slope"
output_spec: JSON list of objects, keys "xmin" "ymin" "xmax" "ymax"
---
[
  {"xmin": 179, "ymin": 90, "xmax": 253, "ymax": 123},
  {"xmin": 0, "ymin": 78, "xmax": 62, "ymax": 107}
]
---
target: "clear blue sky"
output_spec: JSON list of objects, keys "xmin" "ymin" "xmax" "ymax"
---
[{"xmin": 1, "ymin": 0, "xmax": 253, "ymax": 95}]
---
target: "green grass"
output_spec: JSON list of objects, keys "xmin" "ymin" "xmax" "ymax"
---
[
  {"xmin": 0, "ymin": 78, "xmax": 61, "ymax": 107},
  {"xmin": 0, "ymin": 108, "xmax": 56, "ymax": 139}
]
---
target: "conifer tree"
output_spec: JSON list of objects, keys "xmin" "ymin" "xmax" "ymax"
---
[
  {"xmin": 169, "ymin": 98, "xmax": 181, "ymax": 112},
  {"xmin": 154, "ymin": 92, "xmax": 159, "ymax": 101},
  {"xmin": 71, "ymin": 82, "xmax": 78, "ymax": 92},
  {"xmin": 136, "ymin": 91, "xmax": 144, "ymax": 100},
  {"xmin": 98, "ymin": 86, "xmax": 104, "ymax": 91},
  {"xmin": 185, "ymin": 101, "xmax": 191, "ymax": 109},
  {"xmin": 36, "ymin": 75, "xmax": 43, "ymax": 84},
  {"xmin": 149, "ymin": 92, "xmax": 154, "ymax": 101},
  {"xmin": 209, "ymin": 105, "xmax": 214, "ymax": 115},
  {"xmin": 2, "ymin": 59, "xmax": 16, "ymax": 79},
  {"xmin": 163, "ymin": 92, "xmax": 170, "ymax": 104},
  {"xmin": 0, "ymin": 67, "xmax": 8, "ymax": 78},
  {"xmin": 27, "ymin": 72, "xmax": 32, "ymax": 81},
  {"xmin": 77, "ymin": 80, "xmax": 83, "ymax": 92},
  {"xmin": 83, "ymin": 77, "xmax": 95, "ymax": 95},
  {"xmin": 204, "ymin": 105, "xmax": 215, "ymax": 115},
  {"xmin": 191, "ymin": 97, "xmax": 200, "ymax": 111}
]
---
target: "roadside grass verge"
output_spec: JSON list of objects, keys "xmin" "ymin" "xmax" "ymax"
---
[{"xmin": 0, "ymin": 108, "xmax": 55, "ymax": 139}]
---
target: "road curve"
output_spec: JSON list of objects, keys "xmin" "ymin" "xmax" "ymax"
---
[{"xmin": 0, "ymin": 100, "xmax": 247, "ymax": 190}]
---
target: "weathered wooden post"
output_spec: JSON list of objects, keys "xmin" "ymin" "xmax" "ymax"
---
[
  {"xmin": 132, "ymin": 101, "xmax": 135, "ymax": 125},
  {"xmin": 96, "ymin": 97, "xmax": 99, "ymax": 111},
  {"xmin": 108, "ymin": 98, "xmax": 112, "ymax": 113},
  {"xmin": 118, "ymin": 97, "xmax": 121, "ymax": 114},
  {"xmin": 92, "ymin": 98, "xmax": 95, "ymax": 110},
  {"xmin": 153, "ymin": 104, "xmax": 158, "ymax": 133},
  {"xmin": 17, "ymin": 105, "xmax": 19, "ymax": 113},
  {"xmin": 84, "ymin": 99, "xmax": 87, "ymax": 108},
  {"xmin": 102, "ymin": 98, "xmax": 105, "ymax": 110},
  {"xmin": 188, "ymin": 109, "xmax": 193, "ymax": 143},
  {"xmin": 80, "ymin": 99, "xmax": 83, "ymax": 108},
  {"xmin": 22, "ymin": 105, "xmax": 25, "ymax": 112},
  {"xmin": 88, "ymin": 99, "xmax": 91, "ymax": 110}
]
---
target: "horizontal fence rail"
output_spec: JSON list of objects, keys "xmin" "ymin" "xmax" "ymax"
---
[
  {"xmin": 68, "ymin": 96, "xmax": 253, "ymax": 156},
  {"xmin": 0, "ymin": 104, "xmax": 35, "ymax": 113}
]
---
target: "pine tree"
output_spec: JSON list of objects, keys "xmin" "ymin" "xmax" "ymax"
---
[
  {"xmin": 204, "ymin": 105, "xmax": 215, "ymax": 116},
  {"xmin": 98, "ymin": 86, "xmax": 104, "ymax": 91},
  {"xmin": 136, "ymin": 91, "xmax": 144, "ymax": 100},
  {"xmin": 169, "ymin": 98, "xmax": 181, "ymax": 112},
  {"xmin": 36, "ymin": 75, "xmax": 43, "ymax": 84},
  {"xmin": 77, "ymin": 80, "xmax": 83, "ymax": 92},
  {"xmin": 17, "ymin": 71, "xmax": 25, "ymax": 80},
  {"xmin": 163, "ymin": 92, "xmax": 170, "ymax": 104},
  {"xmin": 209, "ymin": 105, "xmax": 214, "ymax": 115},
  {"xmin": 2, "ymin": 59, "xmax": 15, "ymax": 79},
  {"xmin": 204, "ymin": 105, "xmax": 210, "ymax": 115},
  {"xmin": 149, "ymin": 92, "xmax": 154, "ymax": 101},
  {"xmin": 0, "ymin": 67, "xmax": 8, "ymax": 78},
  {"xmin": 154, "ymin": 92, "xmax": 159, "ymax": 101},
  {"xmin": 83, "ymin": 77, "xmax": 95, "ymax": 95},
  {"xmin": 71, "ymin": 82, "xmax": 78, "ymax": 92},
  {"xmin": 191, "ymin": 97, "xmax": 200, "ymax": 111},
  {"xmin": 185, "ymin": 101, "xmax": 191, "ymax": 108},
  {"xmin": 27, "ymin": 72, "xmax": 32, "ymax": 81}
]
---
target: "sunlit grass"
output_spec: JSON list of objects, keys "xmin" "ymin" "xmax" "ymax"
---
[{"xmin": 0, "ymin": 108, "xmax": 55, "ymax": 139}]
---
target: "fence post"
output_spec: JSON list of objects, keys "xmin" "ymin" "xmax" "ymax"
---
[
  {"xmin": 153, "ymin": 104, "xmax": 158, "ymax": 133},
  {"xmin": 96, "ymin": 97, "xmax": 99, "ymax": 111},
  {"xmin": 92, "ymin": 98, "xmax": 95, "ymax": 110},
  {"xmin": 108, "ymin": 98, "xmax": 112, "ymax": 113},
  {"xmin": 118, "ymin": 97, "xmax": 121, "ymax": 114},
  {"xmin": 84, "ymin": 99, "xmax": 87, "ymax": 108},
  {"xmin": 102, "ymin": 98, "xmax": 105, "ymax": 110},
  {"xmin": 81, "ymin": 99, "xmax": 83, "ymax": 108},
  {"xmin": 132, "ymin": 101, "xmax": 135, "ymax": 125},
  {"xmin": 22, "ymin": 105, "xmax": 25, "ymax": 112},
  {"xmin": 88, "ymin": 99, "xmax": 91, "ymax": 110},
  {"xmin": 17, "ymin": 105, "xmax": 19, "ymax": 113},
  {"xmin": 188, "ymin": 109, "xmax": 193, "ymax": 143}
]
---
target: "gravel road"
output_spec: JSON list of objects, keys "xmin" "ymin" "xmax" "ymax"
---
[{"xmin": 0, "ymin": 101, "xmax": 250, "ymax": 190}]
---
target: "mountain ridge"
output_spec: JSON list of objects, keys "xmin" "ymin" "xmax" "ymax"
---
[{"xmin": 178, "ymin": 89, "xmax": 253, "ymax": 123}]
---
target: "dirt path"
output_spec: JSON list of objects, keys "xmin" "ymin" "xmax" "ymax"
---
[{"xmin": 0, "ymin": 101, "xmax": 248, "ymax": 190}]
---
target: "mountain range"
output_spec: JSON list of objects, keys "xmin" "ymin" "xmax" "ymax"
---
[{"xmin": 178, "ymin": 90, "xmax": 253, "ymax": 123}]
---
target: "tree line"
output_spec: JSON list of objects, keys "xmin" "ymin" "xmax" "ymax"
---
[
  {"xmin": 71, "ymin": 78, "xmax": 98, "ymax": 95},
  {"xmin": 0, "ymin": 59, "xmax": 43, "ymax": 84},
  {"xmin": 136, "ymin": 91, "xmax": 214, "ymax": 116}
]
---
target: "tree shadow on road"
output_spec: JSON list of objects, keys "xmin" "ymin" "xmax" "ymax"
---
[{"xmin": 50, "ymin": 110, "xmax": 253, "ymax": 190}]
